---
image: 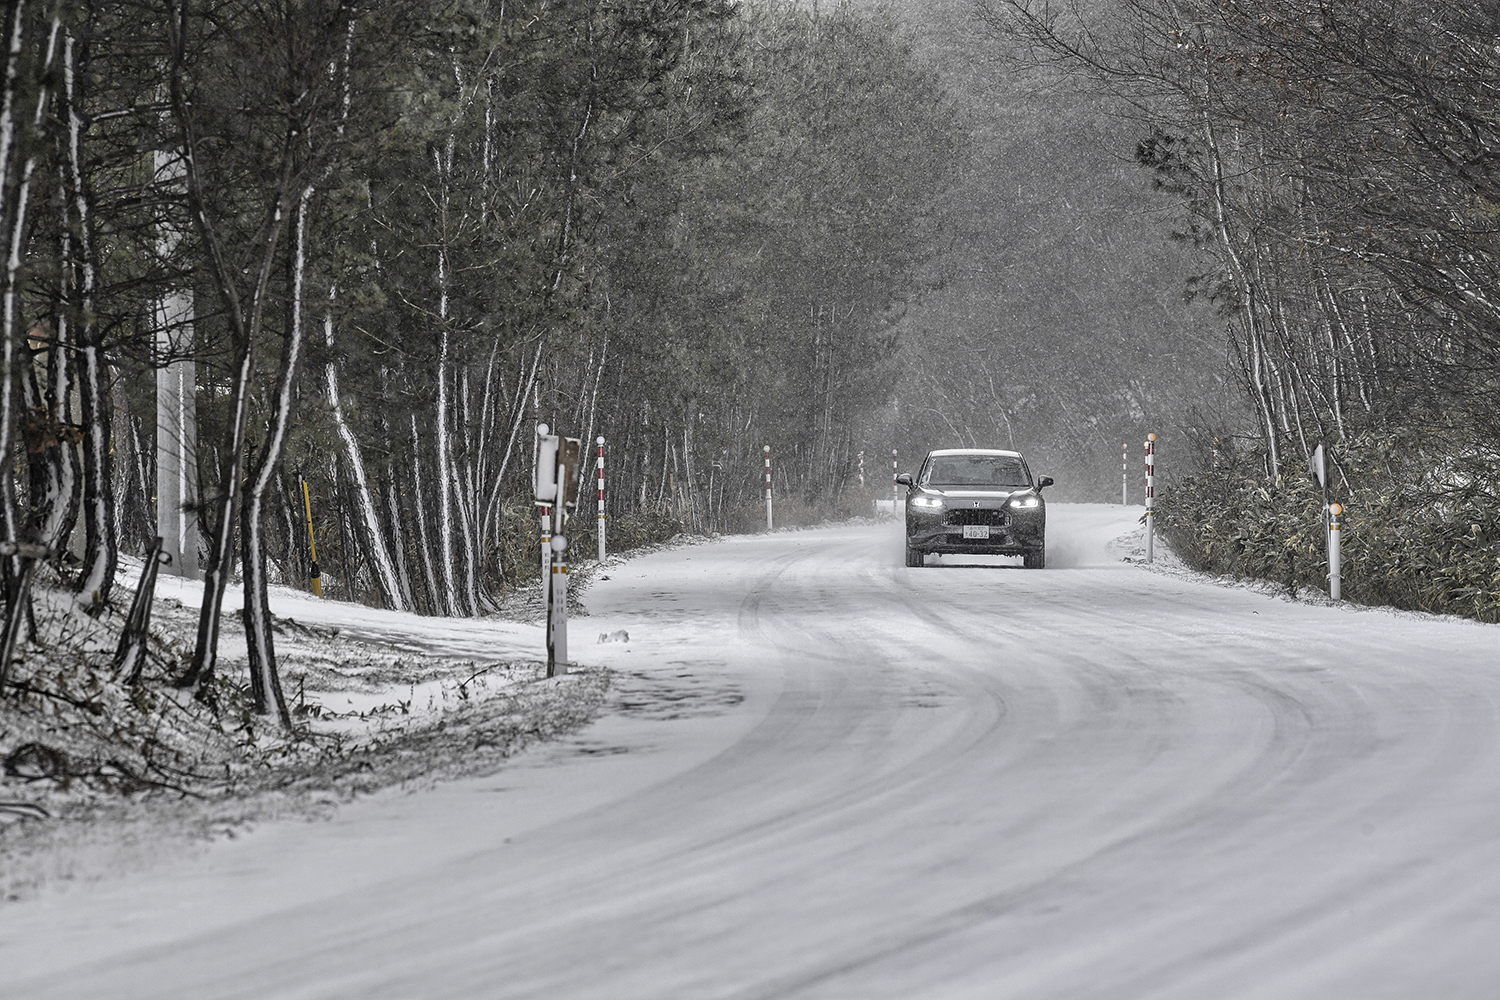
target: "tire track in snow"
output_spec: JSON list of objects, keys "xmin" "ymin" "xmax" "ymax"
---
[{"xmin": 9, "ymin": 507, "xmax": 1500, "ymax": 999}]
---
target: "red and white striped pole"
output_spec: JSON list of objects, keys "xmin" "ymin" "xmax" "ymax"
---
[
  {"xmin": 1328, "ymin": 502, "xmax": 1343, "ymax": 600},
  {"xmin": 1145, "ymin": 433, "xmax": 1156, "ymax": 563},
  {"xmin": 892, "ymin": 449, "xmax": 899, "ymax": 511},
  {"xmin": 1122, "ymin": 442, "xmax": 1129, "ymax": 505},
  {"xmin": 596, "ymin": 436, "xmax": 606, "ymax": 562},
  {"xmin": 764, "ymin": 445, "xmax": 773, "ymax": 531}
]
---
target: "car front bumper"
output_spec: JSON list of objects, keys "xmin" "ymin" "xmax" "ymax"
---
[{"xmin": 905, "ymin": 505, "xmax": 1044, "ymax": 555}]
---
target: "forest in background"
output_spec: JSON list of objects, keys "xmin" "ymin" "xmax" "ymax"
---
[
  {"xmin": 1, "ymin": 0, "xmax": 974, "ymax": 724},
  {"xmin": 13, "ymin": 0, "xmax": 1498, "ymax": 735},
  {"xmin": 976, "ymin": 0, "xmax": 1500, "ymax": 617},
  {"xmin": 846, "ymin": 0, "xmax": 1231, "ymax": 497}
]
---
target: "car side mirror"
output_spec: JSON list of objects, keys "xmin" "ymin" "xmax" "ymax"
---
[
  {"xmin": 1037, "ymin": 476, "xmax": 1054, "ymax": 491},
  {"xmin": 894, "ymin": 473, "xmax": 913, "ymax": 487}
]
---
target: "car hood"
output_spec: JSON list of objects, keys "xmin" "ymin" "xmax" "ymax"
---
[{"xmin": 923, "ymin": 487, "xmax": 1031, "ymax": 502}]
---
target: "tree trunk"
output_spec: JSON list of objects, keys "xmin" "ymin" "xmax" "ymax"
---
[
  {"xmin": 1202, "ymin": 113, "xmax": 1280, "ymax": 478},
  {"xmin": 410, "ymin": 413, "xmax": 441, "ymax": 615},
  {"xmin": 430, "ymin": 143, "xmax": 464, "ymax": 617},
  {"xmin": 63, "ymin": 26, "xmax": 115, "ymax": 607},
  {"xmin": 239, "ymin": 184, "xmax": 319, "ymax": 727},
  {"xmin": 385, "ymin": 478, "xmax": 415, "ymax": 611},
  {"xmin": 0, "ymin": 0, "xmax": 31, "ymax": 550},
  {"xmin": 1, "ymin": 8, "xmax": 60, "ymax": 550},
  {"xmin": 324, "ymin": 299, "xmax": 408, "ymax": 611}
]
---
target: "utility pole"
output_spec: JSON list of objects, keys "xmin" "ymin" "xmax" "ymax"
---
[{"xmin": 154, "ymin": 147, "xmax": 200, "ymax": 579}]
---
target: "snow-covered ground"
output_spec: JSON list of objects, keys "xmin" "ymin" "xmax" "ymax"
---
[{"xmin": 5, "ymin": 503, "xmax": 1500, "ymax": 998}]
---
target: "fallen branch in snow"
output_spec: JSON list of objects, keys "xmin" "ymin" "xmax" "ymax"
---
[
  {"xmin": 0, "ymin": 800, "xmax": 49, "ymax": 822},
  {"xmin": 4, "ymin": 680, "xmax": 106, "ymax": 716}
]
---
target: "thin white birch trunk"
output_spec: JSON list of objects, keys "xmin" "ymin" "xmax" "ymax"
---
[
  {"xmin": 410, "ymin": 414, "xmax": 442, "ymax": 615},
  {"xmin": 454, "ymin": 367, "xmax": 484, "ymax": 611},
  {"xmin": 451, "ymin": 373, "xmax": 482, "ymax": 613},
  {"xmin": 63, "ymin": 28, "xmax": 116, "ymax": 606},
  {"xmin": 324, "ymin": 299, "xmax": 409, "ymax": 611},
  {"xmin": 386, "ymin": 480, "xmax": 414, "ymax": 609},
  {"xmin": 0, "ymin": 0, "xmax": 23, "ymax": 546},
  {"xmin": 574, "ymin": 334, "xmax": 608, "ymax": 509},
  {"xmin": 239, "ymin": 184, "xmax": 319, "ymax": 727},
  {"xmin": 39, "ymin": 192, "xmax": 79, "ymax": 553},
  {"xmin": 1202, "ymin": 113, "xmax": 1280, "ymax": 478},
  {"xmin": 164, "ymin": 0, "xmax": 298, "ymax": 688},
  {"xmin": 1, "ymin": 9, "xmax": 58, "ymax": 548},
  {"xmin": 480, "ymin": 336, "xmax": 545, "ymax": 553},
  {"xmin": 431, "ymin": 144, "xmax": 464, "ymax": 617},
  {"xmin": 473, "ymin": 336, "xmax": 503, "ymax": 553}
]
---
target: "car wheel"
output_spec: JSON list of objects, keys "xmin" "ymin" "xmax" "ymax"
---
[
  {"xmin": 1023, "ymin": 547, "xmax": 1045, "ymax": 569},
  {"xmin": 905, "ymin": 545, "xmax": 924, "ymax": 568}
]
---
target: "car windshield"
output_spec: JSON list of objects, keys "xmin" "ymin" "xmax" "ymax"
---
[{"xmin": 924, "ymin": 454, "xmax": 1030, "ymax": 488}]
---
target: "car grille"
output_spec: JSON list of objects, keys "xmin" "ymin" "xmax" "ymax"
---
[{"xmin": 943, "ymin": 509, "xmax": 1008, "ymax": 527}]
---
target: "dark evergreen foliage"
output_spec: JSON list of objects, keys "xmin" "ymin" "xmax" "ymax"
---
[{"xmin": 2, "ymin": 0, "xmax": 966, "ymax": 724}]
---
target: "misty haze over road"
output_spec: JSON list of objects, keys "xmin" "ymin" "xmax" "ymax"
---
[{"xmin": 8, "ymin": 505, "xmax": 1500, "ymax": 998}]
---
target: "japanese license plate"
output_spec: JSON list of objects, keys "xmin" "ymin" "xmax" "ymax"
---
[{"xmin": 962, "ymin": 525, "xmax": 990, "ymax": 540}]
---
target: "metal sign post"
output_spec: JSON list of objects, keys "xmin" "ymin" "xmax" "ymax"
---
[
  {"xmin": 764, "ymin": 445, "xmax": 773, "ymax": 531},
  {"xmin": 559, "ymin": 437, "xmax": 581, "ymax": 502},
  {"xmin": 549, "ymin": 521, "xmax": 569, "ymax": 674},
  {"xmin": 536, "ymin": 424, "xmax": 557, "ymax": 587},
  {"xmin": 540, "ymin": 505, "xmax": 551, "ymax": 584},
  {"xmin": 534, "ymin": 425, "xmax": 577, "ymax": 675},
  {"xmin": 1309, "ymin": 443, "xmax": 1340, "ymax": 601},
  {"xmin": 551, "ymin": 438, "xmax": 580, "ymax": 675},
  {"xmin": 1309, "ymin": 442, "xmax": 1330, "ymax": 553},
  {"xmin": 1145, "ymin": 433, "xmax": 1156, "ymax": 563},
  {"xmin": 1309, "ymin": 443, "xmax": 1330, "ymax": 508}
]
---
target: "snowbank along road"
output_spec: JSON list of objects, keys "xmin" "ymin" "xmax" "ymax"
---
[{"xmin": 6, "ymin": 503, "xmax": 1500, "ymax": 999}]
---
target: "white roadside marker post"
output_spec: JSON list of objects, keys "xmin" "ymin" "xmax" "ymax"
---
[
  {"xmin": 1122, "ymin": 442, "xmax": 1128, "ymax": 505},
  {"xmin": 892, "ymin": 449, "xmax": 899, "ymax": 513},
  {"xmin": 1307, "ymin": 442, "xmax": 1339, "ymax": 600},
  {"xmin": 1328, "ymin": 502, "xmax": 1343, "ymax": 601},
  {"xmin": 536, "ymin": 424, "xmax": 556, "ymax": 596},
  {"xmin": 596, "ymin": 436, "xmax": 606, "ymax": 562},
  {"xmin": 1145, "ymin": 433, "xmax": 1156, "ymax": 564},
  {"xmin": 764, "ymin": 445, "xmax": 773, "ymax": 531}
]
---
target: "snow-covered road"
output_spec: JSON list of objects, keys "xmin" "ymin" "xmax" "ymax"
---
[{"xmin": 7, "ymin": 504, "xmax": 1500, "ymax": 998}]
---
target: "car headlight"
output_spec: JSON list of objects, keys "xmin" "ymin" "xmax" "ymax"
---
[
  {"xmin": 1009, "ymin": 495, "xmax": 1040, "ymax": 509},
  {"xmin": 910, "ymin": 495, "xmax": 944, "ymax": 508}
]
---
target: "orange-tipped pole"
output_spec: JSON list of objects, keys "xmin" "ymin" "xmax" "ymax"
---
[{"xmin": 302, "ymin": 477, "xmax": 323, "ymax": 597}]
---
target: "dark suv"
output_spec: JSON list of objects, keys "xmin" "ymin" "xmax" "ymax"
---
[{"xmin": 896, "ymin": 449, "xmax": 1053, "ymax": 568}]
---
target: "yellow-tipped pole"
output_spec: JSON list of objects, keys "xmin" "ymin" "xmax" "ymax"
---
[{"xmin": 301, "ymin": 477, "xmax": 323, "ymax": 597}]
